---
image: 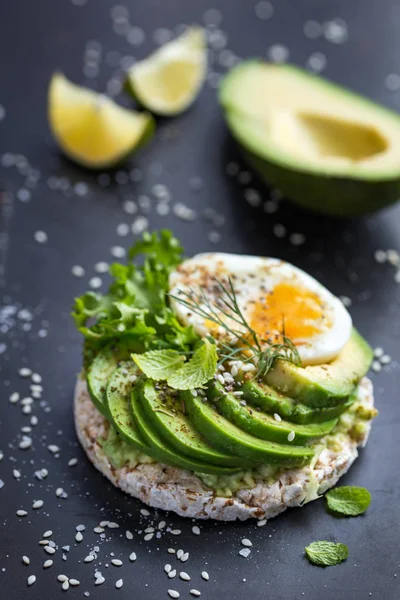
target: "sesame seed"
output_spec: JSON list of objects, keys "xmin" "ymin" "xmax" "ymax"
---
[
  {"xmin": 48, "ymin": 444, "xmax": 60, "ymax": 454},
  {"xmin": 241, "ymin": 363, "xmax": 256, "ymax": 372},
  {"xmin": 144, "ymin": 533, "xmax": 154, "ymax": 541},
  {"xmin": 74, "ymin": 531, "xmax": 83, "ymax": 542},
  {"xmin": 95, "ymin": 576, "xmax": 105, "ymax": 585},
  {"xmin": 13, "ymin": 469, "xmax": 21, "ymax": 479},
  {"xmin": 19, "ymin": 367, "xmax": 32, "ymax": 377},
  {"xmin": 94, "ymin": 526, "xmax": 104, "ymax": 534},
  {"xmin": 241, "ymin": 539, "xmax": 252, "ymax": 547},
  {"xmin": 289, "ymin": 233, "xmax": 306, "ymax": 246},
  {"xmin": 129, "ymin": 552, "xmax": 137, "ymax": 562},
  {"xmin": 126, "ymin": 530, "xmax": 133, "ymax": 540},
  {"xmin": 190, "ymin": 590, "xmax": 201, "ymax": 597},
  {"xmin": 89, "ymin": 276, "xmax": 102, "ymax": 289},
  {"xmin": 180, "ymin": 572, "xmax": 191, "ymax": 581},
  {"xmin": 39, "ymin": 540, "xmax": 49, "ymax": 546},
  {"xmin": 273, "ymin": 413, "xmax": 282, "ymax": 422},
  {"xmin": 372, "ymin": 361, "xmax": 382, "ymax": 372},
  {"xmin": 9, "ymin": 392, "xmax": 20, "ymax": 403},
  {"xmin": 43, "ymin": 560, "xmax": 53, "ymax": 568},
  {"xmin": 158, "ymin": 521, "xmax": 166, "ymax": 529},
  {"xmin": 180, "ymin": 552, "xmax": 189, "ymax": 562},
  {"xmin": 230, "ymin": 365, "xmax": 238, "ymax": 377},
  {"xmin": 217, "ymin": 374, "xmax": 225, "ymax": 385},
  {"xmin": 168, "ymin": 590, "xmax": 180, "ymax": 599},
  {"xmin": 57, "ymin": 574, "xmax": 68, "ymax": 582},
  {"xmin": 27, "ymin": 575, "xmax": 36, "ymax": 586},
  {"xmin": 43, "ymin": 530, "xmax": 53, "ymax": 538},
  {"xmin": 68, "ymin": 458, "xmax": 78, "ymax": 467},
  {"xmin": 168, "ymin": 569, "xmax": 177, "ymax": 579},
  {"xmin": 107, "ymin": 521, "xmax": 120, "ymax": 529},
  {"xmin": 111, "ymin": 559, "xmax": 123, "ymax": 567},
  {"xmin": 165, "ymin": 564, "xmax": 172, "ymax": 574},
  {"xmin": 116, "ymin": 579, "xmax": 123, "ymax": 589},
  {"xmin": 22, "ymin": 556, "xmax": 30, "ymax": 565},
  {"xmin": 192, "ymin": 525, "xmax": 201, "ymax": 535},
  {"xmin": 170, "ymin": 529, "xmax": 181, "ymax": 536},
  {"xmin": 71, "ymin": 265, "xmax": 85, "ymax": 277},
  {"xmin": 176, "ymin": 549, "xmax": 183, "ymax": 559},
  {"xmin": 44, "ymin": 546, "xmax": 56, "ymax": 555},
  {"xmin": 273, "ymin": 223, "xmax": 287, "ymax": 238},
  {"xmin": 32, "ymin": 499, "xmax": 44, "ymax": 509},
  {"xmin": 374, "ymin": 250, "xmax": 387, "ymax": 263},
  {"xmin": 167, "ymin": 548, "xmax": 176, "ymax": 554},
  {"xmin": 76, "ymin": 524, "xmax": 85, "ymax": 532},
  {"xmin": 69, "ymin": 579, "xmax": 80, "ymax": 586},
  {"xmin": 84, "ymin": 554, "xmax": 95, "ymax": 563},
  {"xmin": 111, "ymin": 246, "xmax": 126, "ymax": 258},
  {"xmin": 287, "ymin": 431, "xmax": 295, "ymax": 442},
  {"xmin": 255, "ymin": 1, "xmax": 273, "ymax": 20},
  {"xmin": 62, "ymin": 580, "xmax": 70, "ymax": 591},
  {"xmin": 34, "ymin": 230, "xmax": 48, "ymax": 244},
  {"xmin": 380, "ymin": 354, "xmax": 391, "ymax": 364},
  {"xmin": 201, "ymin": 571, "xmax": 209, "ymax": 581},
  {"xmin": 17, "ymin": 510, "xmax": 28, "ymax": 517}
]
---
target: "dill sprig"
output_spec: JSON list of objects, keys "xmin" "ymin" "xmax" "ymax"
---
[{"xmin": 169, "ymin": 276, "xmax": 301, "ymax": 377}]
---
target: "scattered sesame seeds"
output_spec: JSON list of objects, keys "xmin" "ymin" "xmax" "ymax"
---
[
  {"xmin": 241, "ymin": 539, "xmax": 252, "ymax": 547},
  {"xmin": 43, "ymin": 530, "xmax": 53, "ymax": 538},
  {"xmin": 201, "ymin": 571, "xmax": 209, "ymax": 581},
  {"xmin": 129, "ymin": 552, "xmax": 137, "ymax": 562},
  {"xmin": 167, "ymin": 548, "xmax": 176, "ymax": 554},
  {"xmin": 58, "ymin": 575, "xmax": 68, "ymax": 582},
  {"xmin": 71, "ymin": 265, "xmax": 85, "ymax": 277},
  {"xmin": 110, "ymin": 246, "xmax": 126, "ymax": 258},
  {"xmin": 17, "ymin": 509, "xmax": 28, "ymax": 517},
  {"xmin": 13, "ymin": 469, "xmax": 21, "ymax": 478},
  {"xmin": 62, "ymin": 580, "xmax": 70, "ymax": 591},
  {"xmin": 22, "ymin": 556, "xmax": 30, "ymax": 565},
  {"xmin": 257, "ymin": 518, "xmax": 267, "ymax": 527},
  {"xmin": 126, "ymin": 530, "xmax": 133, "ymax": 540},
  {"xmin": 180, "ymin": 572, "xmax": 191, "ymax": 581},
  {"xmin": 69, "ymin": 579, "xmax": 80, "ymax": 586},
  {"xmin": 273, "ymin": 223, "xmax": 287, "ymax": 238},
  {"xmin": 192, "ymin": 525, "xmax": 201, "ymax": 536},
  {"xmin": 273, "ymin": 413, "xmax": 282, "ymax": 422},
  {"xmin": 89, "ymin": 276, "xmax": 102, "ymax": 289},
  {"xmin": 43, "ymin": 560, "xmax": 53, "ymax": 568},
  {"xmin": 180, "ymin": 552, "xmax": 189, "ymax": 563},
  {"xmin": 27, "ymin": 575, "xmax": 36, "ymax": 586},
  {"xmin": 168, "ymin": 569, "xmax": 177, "ymax": 579},
  {"xmin": 48, "ymin": 444, "xmax": 60, "ymax": 454},
  {"xmin": 371, "ymin": 361, "xmax": 382, "ymax": 373},
  {"xmin": 84, "ymin": 554, "xmax": 95, "ymax": 563},
  {"xmin": 289, "ymin": 233, "xmax": 306, "ymax": 246},
  {"xmin": 44, "ymin": 546, "xmax": 56, "ymax": 555},
  {"xmin": 32, "ymin": 499, "xmax": 44, "ymax": 509},
  {"xmin": 19, "ymin": 367, "xmax": 32, "ymax": 377},
  {"xmin": 116, "ymin": 579, "xmax": 123, "ymax": 589},
  {"xmin": 170, "ymin": 529, "xmax": 181, "ymax": 536},
  {"xmin": 287, "ymin": 431, "xmax": 296, "ymax": 442},
  {"xmin": 75, "ymin": 531, "xmax": 83, "ymax": 542},
  {"xmin": 268, "ymin": 43, "xmax": 289, "ymax": 63},
  {"xmin": 190, "ymin": 590, "xmax": 201, "ymax": 597},
  {"xmin": 95, "ymin": 576, "xmax": 105, "ymax": 585},
  {"xmin": 168, "ymin": 590, "xmax": 180, "ymax": 599},
  {"xmin": 381, "ymin": 354, "xmax": 391, "ymax": 365},
  {"xmin": 68, "ymin": 458, "xmax": 78, "ymax": 467}
]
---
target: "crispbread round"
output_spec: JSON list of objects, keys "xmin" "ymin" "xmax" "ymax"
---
[{"xmin": 74, "ymin": 376, "xmax": 374, "ymax": 521}]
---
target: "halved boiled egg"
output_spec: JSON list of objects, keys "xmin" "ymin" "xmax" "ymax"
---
[{"xmin": 169, "ymin": 253, "xmax": 352, "ymax": 366}]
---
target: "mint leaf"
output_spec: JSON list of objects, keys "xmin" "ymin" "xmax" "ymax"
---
[
  {"xmin": 167, "ymin": 339, "xmax": 218, "ymax": 390},
  {"xmin": 132, "ymin": 349, "xmax": 185, "ymax": 380},
  {"xmin": 325, "ymin": 486, "xmax": 371, "ymax": 517},
  {"xmin": 305, "ymin": 541, "xmax": 348, "ymax": 567}
]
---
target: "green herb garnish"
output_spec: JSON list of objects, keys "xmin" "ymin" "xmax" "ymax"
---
[
  {"xmin": 170, "ymin": 275, "xmax": 301, "ymax": 377},
  {"xmin": 325, "ymin": 486, "xmax": 371, "ymax": 517},
  {"xmin": 305, "ymin": 541, "xmax": 348, "ymax": 567},
  {"xmin": 132, "ymin": 339, "xmax": 218, "ymax": 390}
]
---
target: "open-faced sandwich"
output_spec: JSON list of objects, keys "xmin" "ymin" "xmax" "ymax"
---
[{"xmin": 73, "ymin": 231, "xmax": 377, "ymax": 521}]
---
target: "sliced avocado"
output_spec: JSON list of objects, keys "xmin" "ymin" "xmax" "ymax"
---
[
  {"xmin": 130, "ymin": 385, "xmax": 241, "ymax": 475},
  {"xmin": 264, "ymin": 329, "xmax": 372, "ymax": 408},
  {"xmin": 182, "ymin": 391, "xmax": 314, "ymax": 466},
  {"xmin": 220, "ymin": 61, "xmax": 400, "ymax": 216},
  {"xmin": 86, "ymin": 340, "xmax": 144, "ymax": 416},
  {"xmin": 138, "ymin": 379, "xmax": 253, "ymax": 468},
  {"xmin": 208, "ymin": 381, "xmax": 337, "ymax": 444},
  {"xmin": 241, "ymin": 380, "xmax": 355, "ymax": 424},
  {"xmin": 105, "ymin": 364, "xmax": 148, "ymax": 451}
]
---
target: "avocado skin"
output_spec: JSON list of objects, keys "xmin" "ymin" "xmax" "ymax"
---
[
  {"xmin": 241, "ymin": 380, "xmax": 355, "ymax": 424},
  {"xmin": 138, "ymin": 379, "xmax": 253, "ymax": 468},
  {"xmin": 86, "ymin": 339, "xmax": 145, "ymax": 417},
  {"xmin": 208, "ymin": 381, "xmax": 338, "ymax": 444},
  {"xmin": 183, "ymin": 390, "xmax": 314, "ymax": 466},
  {"xmin": 130, "ymin": 384, "xmax": 242, "ymax": 475},
  {"xmin": 264, "ymin": 329, "xmax": 373, "ymax": 408}
]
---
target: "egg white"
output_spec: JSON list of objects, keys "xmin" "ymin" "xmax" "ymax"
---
[{"xmin": 169, "ymin": 253, "xmax": 352, "ymax": 366}]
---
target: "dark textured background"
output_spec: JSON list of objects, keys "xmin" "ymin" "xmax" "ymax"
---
[{"xmin": 0, "ymin": 1, "xmax": 399, "ymax": 599}]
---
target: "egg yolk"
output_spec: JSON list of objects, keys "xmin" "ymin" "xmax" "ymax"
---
[{"xmin": 249, "ymin": 282, "xmax": 328, "ymax": 344}]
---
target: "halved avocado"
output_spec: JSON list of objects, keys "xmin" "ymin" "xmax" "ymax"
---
[
  {"xmin": 241, "ymin": 380, "xmax": 355, "ymax": 424},
  {"xmin": 131, "ymin": 385, "xmax": 241, "ymax": 475},
  {"xmin": 208, "ymin": 381, "xmax": 337, "ymax": 444},
  {"xmin": 105, "ymin": 364, "xmax": 148, "ymax": 451},
  {"xmin": 86, "ymin": 340, "xmax": 144, "ymax": 417},
  {"xmin": 220, "ymin": 61, "xmax": 400, "ymax": 216},
  {"xmin": 183, "ymin": 391, "xmax": 314, "ymax": 466},
  {"xmin": 265, "ymin": 329, "xmax": 372, "ymax": 408},
  {"xmin": 138, "ymin": 379, "xmax": 253, "ymax": 468}
]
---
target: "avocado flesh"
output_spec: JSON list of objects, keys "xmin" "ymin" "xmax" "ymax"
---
[
  {"xmin": 183, "ymin": 391, "xmax": 314, "ymax": 466},
  {"xmin": 220, "ymin": 61, "xmax": 400, "ymax": 216},
  {"xmin": 86, "ymin": 340, "xmax": 144, "ymax": 417},
  {"xmin": 130, "ymin": 386, "xmax": 241, "ymax": 475},
  {"xmin": 209, "ymin": 381, "xmax": 337, "ymax": 444},
  {"xmin": 105, "ymin": 364, "xmax": 148, "ymax": 451},
  {"xmin": 264, "ymin": 329, "xmax": 373, "ymax": 408},
  {"xmin": 241, "ymin": 380, "xmax": 355, "ymax": 424},
  {"xmin": 138, "ymin": 379, "xmax": 253, "ymax": 468}
]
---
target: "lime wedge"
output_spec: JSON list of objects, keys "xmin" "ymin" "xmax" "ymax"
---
[
  {"xmin": 48, "ymin": 73, "xmax": 154, "ymax": 169},
  {"xmin": 125, "ymin": 26, "xmax": 207, "ymax": 116}
]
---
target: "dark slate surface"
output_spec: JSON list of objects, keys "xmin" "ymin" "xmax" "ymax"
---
[{"xmin": 0, "ymin": 1, "xmax": 399, "ymax": 599}]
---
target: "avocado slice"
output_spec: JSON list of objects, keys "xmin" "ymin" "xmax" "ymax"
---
[
  {"xmin": 241, "ymin": 380, "xmax": 355, "ymax": 424},
  {"xmin": 105, "ymin": 364, "xmax": 148, "ymax": 451},
  {"xmin": 220, "ymin": 61, "xmax": 400, "ymax": 216},
  {"xmin": 138, "ymin": 379, "xmax": 253, "ymax": 468},
  {"xmin": 182, "ymin": 391, "xmax": 314, "ymax": 466},
  {"xmin": 208, "ymin": 381, "xmax": 337, "ymax": 444},
  {"xmin": 131, "ymin": 385, "xmax": 242, "ymax": 475},
  {"xmin": 264, "ymin": 329, "xmax": 372, "ymax": 408},
  {"xmin": 86, "ymin": 340, "xmax": 143, "ymax": 417}
]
